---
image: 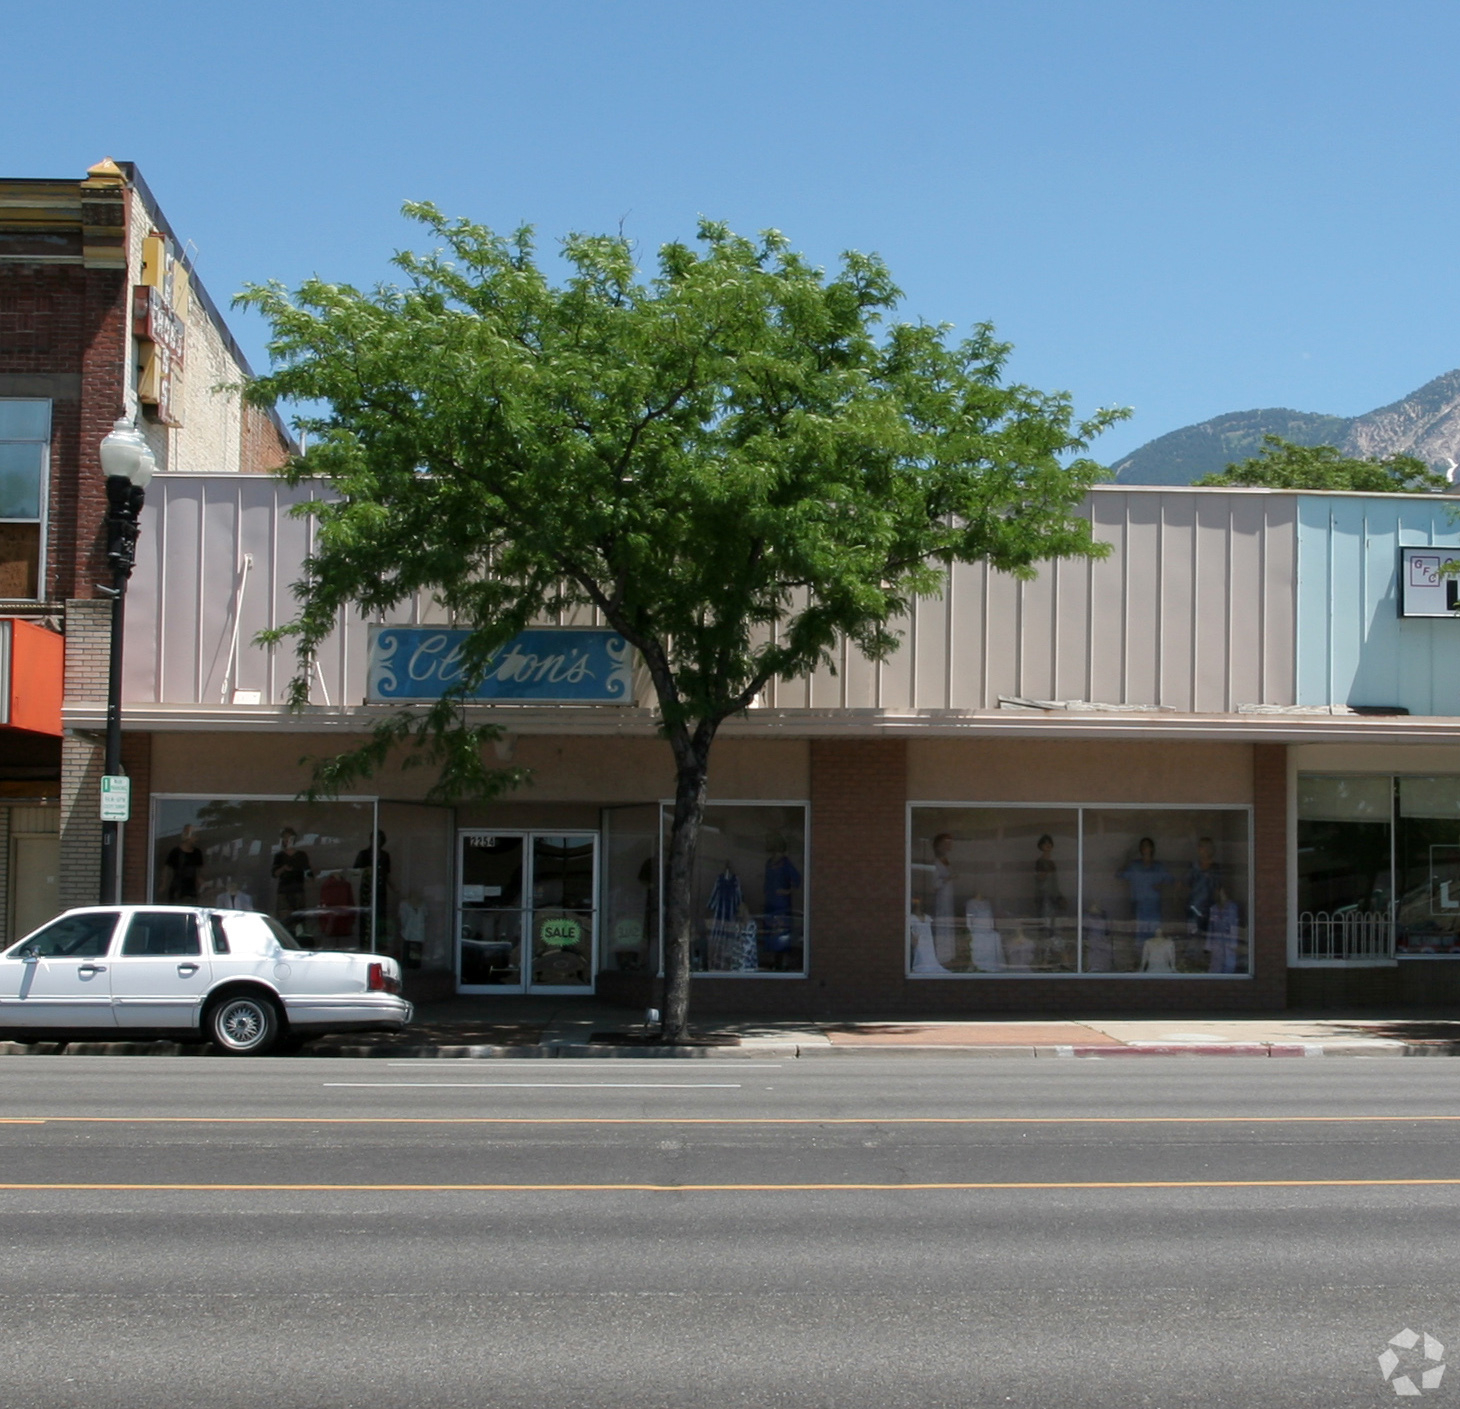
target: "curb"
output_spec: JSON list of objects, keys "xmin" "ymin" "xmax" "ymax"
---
[{"xmin": 0, "ymin": 1038, "xmax": 1455, "ymax": 1059}]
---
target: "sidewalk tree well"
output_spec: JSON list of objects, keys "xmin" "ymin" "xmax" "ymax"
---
[{"xmin": 238, "ymin": 207, "xmax": 1128, "ymax": 1040}]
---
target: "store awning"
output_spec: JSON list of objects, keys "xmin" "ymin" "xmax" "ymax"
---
[{"xmin": 0, "ymin": 619, "xmax": 63, "ymax": 737}]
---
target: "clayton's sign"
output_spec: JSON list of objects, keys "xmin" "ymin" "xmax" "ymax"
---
[{"xmin": 367, "ymin": 626, "xmax": 635, "ymax": 704}]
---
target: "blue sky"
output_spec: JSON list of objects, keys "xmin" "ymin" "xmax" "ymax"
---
[{"xmin": 6, "ymin": 0, "xmax": 1459, "ymax": 462}]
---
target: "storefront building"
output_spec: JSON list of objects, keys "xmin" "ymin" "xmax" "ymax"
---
[
  {"xmin": 40, "ymin": 473, "xmax": 1460, "ymax": 1012},
  {"xmin": 0, "ymin": 158, "xmax": 291, "ymax": 943}
]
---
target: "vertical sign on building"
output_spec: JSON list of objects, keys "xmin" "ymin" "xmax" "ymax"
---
[{"xmin": 133, "ymin": 234, "xmax": 188, "ymax": 427}]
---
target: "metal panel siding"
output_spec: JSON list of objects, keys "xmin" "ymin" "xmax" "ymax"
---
[
  {"xmin": 1226, "ymin": 496, "xmax": 1267, "ymax": 710},
  {"xmin": 1296, "ymin": 495, "xmax": 1460, "ymax": 713},
  {"xmin": 1159, "ymin": 494, "xmax": 1196, "ymax": 709},
  {"xmin": 159, "ymin": 482, "xmax": 202, "ymax": 704},
  {"xmin": 1122, "ymin": 496, "xmax": 1161, "ymax": 705},
  {"xmin": 1053, "ymin": 554, "xmax": 1092, "ymax": 702},
  {"xmin": 911, "ymin": 585, "xmax": 949, "ymax": 709},
  {"xmin": 1261, "ymin": 495, "xmax": 1297, "ymax": 706},
  {"xmin": 1087, "ymin": 498, "xmax": 1127, "ymax": 705},
  {"xmin": 126, "ymin": 478, "xmax": 1303, "ymax": 716}
]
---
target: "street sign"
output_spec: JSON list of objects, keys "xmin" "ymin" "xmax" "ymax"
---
[{"xmin": 100, "ymin": 775, "xmax": 130, "ymax": 822}]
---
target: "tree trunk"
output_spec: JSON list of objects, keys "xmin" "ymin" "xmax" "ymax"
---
[{"xmin": 661, "ymin": 740, "xmax": 711, "ymax": 1043}]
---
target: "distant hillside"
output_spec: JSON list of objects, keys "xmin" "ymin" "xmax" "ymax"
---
[
  {"xmin": 1112, "ymin": 369, "xmax": 1460, "ymax": 485},
  {"xmin": 1111, "ymin": 410, "xmax": 1352, "ymax": 485}
]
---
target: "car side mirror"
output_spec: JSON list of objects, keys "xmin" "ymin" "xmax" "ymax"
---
[{"xmin": 18, "ymin": 948, "xmax": 38, "ymax": 962}]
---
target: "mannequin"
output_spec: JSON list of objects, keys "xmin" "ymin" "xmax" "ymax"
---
[
  {"xmin": 214, "ymin": 875, "xmax": 254, "ymax": 911},
  {"xmin": 965, "ymin": 894, "xmax": 1004, "ymax": 972},
  {"xmin": 1119, "ymin": 837, "xmax": 1172, "ymax": 948},
  {"xmin": 1139, "ymin": 930, "xmax": 1177, "ymax": 973},
  {"xmin": 1003, "ymin": 926, "xmax": 1036, "ymax": 972},
  {"xmin": 932, "ymin": 833, "xmax": 958, "ymax": 966},
  {"xmin": 909, "ymin": 898, "xmax": 947, "ymax": 974},
  {"xmin": 762, "ymin": 835, "xmax": 802, "ymax": 968},
  {"xmin": 1205, "ymin": 886, "xmax": 1240, "ymax": 974},
  {"xmin": 706, "ymin": 864, "xmax": 743, "ymax": 971}
]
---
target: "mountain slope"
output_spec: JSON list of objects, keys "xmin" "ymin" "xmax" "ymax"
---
[
  {"xmin": 1111, "ymin": 410, "xmax": 1352, "ymax": 485},
  {"xmin": 1112, "ymin": 369, "xmax": 1460, "ymax": 485}
]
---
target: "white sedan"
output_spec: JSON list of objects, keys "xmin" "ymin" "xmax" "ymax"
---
[{"xmin": 0, "ymin": 906, "xmax": 413, "ymax": 1055}]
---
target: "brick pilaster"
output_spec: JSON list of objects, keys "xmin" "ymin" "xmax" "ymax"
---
[
  {"xmin": 121, "ymin": 731, "xmax": 152, "ymax": 903},
  {"xmin": 809, "ymin": 739, "xmax": 908, "ymax": 1008},
  {"xmin": 1251, "ymin": 742, "xmax": 1288, "ymax": 1006}
]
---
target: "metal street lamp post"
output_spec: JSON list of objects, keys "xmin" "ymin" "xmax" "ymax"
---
[{"xmin": 97, "ymin": 418, "xmax": 156, "ymax": 905}]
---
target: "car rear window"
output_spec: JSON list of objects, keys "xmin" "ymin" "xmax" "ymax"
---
[
  {"xmin": 221, "ymin": 912, "xmax": 304, "ymax": 951},
  {"xmin": 122, "ymin": 912, "xmax": 201, "ymax": 957}
]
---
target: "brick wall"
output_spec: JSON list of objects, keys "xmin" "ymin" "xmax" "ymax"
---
[
  {"xmin": 0, "ymin": 263, "xmax": 129, "ymax": 604},
  {"xmin": 240, "ymin": 400, "xmax": 292, "ymax": 475},
  {"xmin": 58, "ymin": 598, "xmax": 112, "ymax": 907},
  {"xmin": 1251, "ymin": 742, "xmax": 1288, "ymax": 1006}
]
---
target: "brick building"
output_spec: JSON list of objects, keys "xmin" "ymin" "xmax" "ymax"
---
[{"xmin": 0, "ymin": 158, "xmax": 291, "ymax": 937}]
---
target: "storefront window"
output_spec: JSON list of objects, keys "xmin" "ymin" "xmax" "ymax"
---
[
  {"xmin": 153, "ymin": 798, "xmax": 378, "ymax": 948},
  {"xmin": 1397, "ymin": 777, "xmax": 1460, "ymax": 956},
  {"xmin": 1296, "ymin": 775, "xmax": 1393, "ymax": 960},
  {"xmin": 601, "ymin": 805, "xmax": 660, "ymax": 975},
  {"xmin": 910, "ymin": 808, "xmax": 1078, "ymax": 973},
  {"xmin": 908, "ymin": 805, "xmax": 1250, "ymax": 977},
  {"xmin": 676, "ymin": 804, "xmax": 806, "ymax": 975}
]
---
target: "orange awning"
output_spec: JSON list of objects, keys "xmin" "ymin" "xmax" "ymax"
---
[{"xmin": 2, "ymin": 619, "xmax": 63, "ymax": 737}]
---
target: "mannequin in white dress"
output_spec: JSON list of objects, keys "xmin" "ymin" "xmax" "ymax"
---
[
  {"xmin": 909, "ymin": 899, "xmax": 948, "ymax": 973},
  {"xmin": 965, "ymin": 896, "xmax": 1004, "ymax": 972}
]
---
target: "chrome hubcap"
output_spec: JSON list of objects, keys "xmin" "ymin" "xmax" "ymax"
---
[{"xmin": 219, "ymin": 1002, "xmax": 264, "ymax": 1047}]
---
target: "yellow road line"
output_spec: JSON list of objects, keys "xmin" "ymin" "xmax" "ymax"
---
[
  {"xmin": 0, "ymin": 1178, "xmax": 1459, "ymax": 1192},
  {"xmin": 5, "ymin": 1114, "xmax": 1460, "ymax": 1126}
]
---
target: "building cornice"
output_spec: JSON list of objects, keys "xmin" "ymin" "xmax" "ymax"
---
[{"xmin": 61, "ymin": 701, "xmax": 1460, "ymax": 745}]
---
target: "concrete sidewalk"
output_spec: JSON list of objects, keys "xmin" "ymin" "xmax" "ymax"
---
[{"xmin": 6, "ymin": 998, "xmax": 1460, "ymax": 1058}]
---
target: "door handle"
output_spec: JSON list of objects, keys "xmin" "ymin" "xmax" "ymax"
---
[
  {"xmin": 177, "ymin": 963, "xmax": 199, "ymax": 975},
  {"xmin": 77, "ymin": 964, "xmax": 107, "ymax": 974}
]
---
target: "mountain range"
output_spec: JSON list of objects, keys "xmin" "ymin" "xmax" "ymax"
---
[{"xmin": 1111, "ymin": 369, "xmax": 1460, "ymax": 485}]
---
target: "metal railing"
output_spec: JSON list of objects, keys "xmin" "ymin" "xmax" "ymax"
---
[{"xmin": 1297, "ymin": 910, "xmax": 1394, "ymax": 961}]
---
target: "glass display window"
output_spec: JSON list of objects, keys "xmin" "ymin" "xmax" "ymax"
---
[
  {"xmin": 909, "ymin": 808, "xmax": 1078, "ymax": 974},
  {"xmin": 152, "ymin": 797, "xmax": 378, "ymax": 947},
  {"xmin": 1296, "ymin": 775, "xmax": 1394, "ymax": 960},
  {"xmin": 679, "ymin": 803, "xmax": 806, "ymax": 975},
  {"xmin": 908, "ymin": 803, "xmax": 1251, "ymax": 977},
  {"xmin": 1397, "ymin": 777, "xmax": 1460, "ymax": 956},
  {"xmin": 605, "ymin": 802, "xmax": 809, "ymax": 977}
]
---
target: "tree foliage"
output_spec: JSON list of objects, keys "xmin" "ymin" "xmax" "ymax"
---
[
  {"xmin": 1195, "ymin": 435, "xmax": 1450, "ymax": 493},
  {"xmin": 239, "ymin": 205, "xmax": 1127, "ymax": 1038}
]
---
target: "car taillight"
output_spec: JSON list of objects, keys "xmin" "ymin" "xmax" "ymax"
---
[{"xmin": 367, "ymin": 962, "xmax": 401, "ymax": 994}]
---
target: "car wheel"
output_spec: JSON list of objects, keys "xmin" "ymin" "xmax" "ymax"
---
[{"xmin": 207, "ymin": 994, "xmax": 281, "ymax": 1056}]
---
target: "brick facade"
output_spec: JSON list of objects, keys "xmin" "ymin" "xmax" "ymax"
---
[{"xmin": 57, "ymin": 598, "xmax": 112, "ymax": 907}]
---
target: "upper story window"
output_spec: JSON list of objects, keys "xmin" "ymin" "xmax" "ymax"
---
[{"xmin": 0, "ymin": 399, "xmax": 49, "ymax": 599}]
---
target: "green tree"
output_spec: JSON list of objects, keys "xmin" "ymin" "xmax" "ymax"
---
[
  {"xmin": 1195, "ymin": 435, "xmax": 1450, "ymax": 492},
  {"xmin": 239, "ymin": 206, "xmax": 1126, "ymax": 1040}
]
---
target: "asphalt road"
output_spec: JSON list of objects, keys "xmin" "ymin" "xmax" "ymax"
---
[{"xmin": 1, "ymin": 1055, "xmax": 1458, "ymax": 1409}]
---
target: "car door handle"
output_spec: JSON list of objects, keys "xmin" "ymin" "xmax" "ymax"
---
[
  {"xmin": 77, "ymin": 964, "xmax": 107, "ymax": 974},
  {"xmin": 176, "ymin": 963, "xmax": 199, "ymax": 975}
]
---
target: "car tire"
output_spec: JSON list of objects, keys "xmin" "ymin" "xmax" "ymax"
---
[{"xmin": 206, "ymin": 993, "xmax": 281, "ymax": 1056}]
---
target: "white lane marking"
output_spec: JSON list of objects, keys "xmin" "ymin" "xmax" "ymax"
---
[{"xmin": 323, "ymin": 1082, "xmax": 744, "ymax": 1089}]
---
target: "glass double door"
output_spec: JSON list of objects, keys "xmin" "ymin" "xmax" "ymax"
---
[{"xmin": 456, "ymin": 831, "xmax": 597, "ymax": 992}]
